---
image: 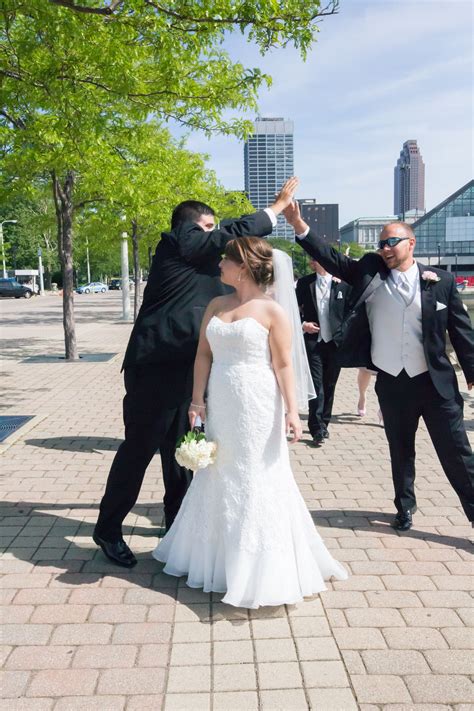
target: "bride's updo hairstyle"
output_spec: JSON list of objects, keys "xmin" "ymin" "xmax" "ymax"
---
[{"xmin": 224, "ymin": 237, "xmax": 274, "ymax": 287}]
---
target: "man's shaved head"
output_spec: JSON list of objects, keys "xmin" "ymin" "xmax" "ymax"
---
[{"xmin": 380, "ymin": 222, "xmax": 415, "ymax": 239}]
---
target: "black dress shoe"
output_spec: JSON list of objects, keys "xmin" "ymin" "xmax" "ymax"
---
[
  {"xmin": 311, "ymin": 435, "xmax": 324, "ymax": 446},
  {"xmin": 93, "ymin": 533, "xmax": 137, "ymax": 567},
  {"xmin": 392, "ymin": 509, "xmax": 416, "ymax": 532},
  {"xmin": 323, "ymin": 430, "xmax": 330, "ymax": 439}
]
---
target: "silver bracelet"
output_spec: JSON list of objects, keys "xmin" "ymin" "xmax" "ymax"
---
[{"xmin": 190, "ymin": 402, "xmax": 206, "ymax": 408}]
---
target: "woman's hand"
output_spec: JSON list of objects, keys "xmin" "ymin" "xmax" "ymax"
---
[
  {"xmin": 285, "ymin": 411, "xmax": 302, "ymax": 443},
  {"xmin": 188, "ymin": 403, "xmax": 206, "ymax": 429}
]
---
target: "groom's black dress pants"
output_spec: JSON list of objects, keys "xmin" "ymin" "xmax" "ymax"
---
[
  {"xmin": 305, "ymin": 338, "xmax": 341, "ymax": 438},
  {"xmin": 375, "ymin": 369, "xmax": 474, "ymax": 521},
  {"xmin": 95, "ymin": 365, "xmax": 193, "ymax": 541}
]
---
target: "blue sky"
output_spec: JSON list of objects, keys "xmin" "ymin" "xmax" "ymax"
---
[{"xmin": 170, "ymin": 0, "xmax": 473, "ymax": 226}]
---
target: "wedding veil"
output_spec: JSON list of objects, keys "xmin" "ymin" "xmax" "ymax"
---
[{"xmin": 270, "ymin": 249, "xmax": 316, "ymax": 412}]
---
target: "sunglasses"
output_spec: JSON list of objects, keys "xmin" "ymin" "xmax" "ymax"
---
[{"xmin": 378, "ymin": 237, "xmax": 410, "ymax": 250}]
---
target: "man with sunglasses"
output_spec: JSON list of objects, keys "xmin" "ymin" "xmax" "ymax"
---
[{"xmin": 284, "ymin": 204, "xmax": 473, "ymax": 532}]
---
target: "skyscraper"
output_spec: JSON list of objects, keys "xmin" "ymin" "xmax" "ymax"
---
[
  {"xmin": 244, "ymin": 117, "xmax": 294, "ymax": 239},
  {"xmin": 394, "ymin": 140, "xmax": 425, "ymax": 218}
]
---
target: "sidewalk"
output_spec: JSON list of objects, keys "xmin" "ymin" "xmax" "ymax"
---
[{"xmin": 1, "ymin": 292, "xmax": 473, "ymax": 710}]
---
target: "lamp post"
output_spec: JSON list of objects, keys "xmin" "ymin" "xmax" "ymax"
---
[
  {"xmin": 37, "ymin": 248, "xmax": 45, "ymax": 296},
  {"xmin": 454, "ymin": 253, "xmax": 458, "ymax": 279},
  {"xmin": 437, "ymin": 243, "xmax": 441, "ymax": 268},
  {"xmin": 86, "ymin": 237, "xmax": 91, "ymax": 284},
  {"xmin": 0, "ymin": 219, "xmax": 18, "ymax": 278},
  {"xmin": 121, "ymin": 217, "xmax": 131, "ymax": 321}
]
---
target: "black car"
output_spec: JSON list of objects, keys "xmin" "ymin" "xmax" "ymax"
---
[
  {"xmin": 109, "ymin": 278, "xmax": 134, "ymax": 290},
  {"xmin": 0, "ymin": 278, "xmax": 34, "ymax": 299}
]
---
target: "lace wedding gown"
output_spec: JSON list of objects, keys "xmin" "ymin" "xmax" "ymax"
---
[{"xmin": 153, "ymin": 316, "xmax": 348, "ymax": 608}]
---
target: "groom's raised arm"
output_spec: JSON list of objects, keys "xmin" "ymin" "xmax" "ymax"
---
[
  {"xmin": 284, "ymin": 202, "xmax": 362, "ymax": 286},
  {"xmin": 173, "ymin": 177, "xmax": 300, "ymax": 264}
]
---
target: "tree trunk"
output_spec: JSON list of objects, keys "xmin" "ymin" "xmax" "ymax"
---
[
  {"xmin": 52, "ymin": 170, "xmax": 78, "ymax": 360},
  {"xmin": 132, "ymin": 219, "xmax": 141, "ymax": 322}
]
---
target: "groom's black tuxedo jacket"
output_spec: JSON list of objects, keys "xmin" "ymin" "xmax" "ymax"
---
[
  {"xmin": 295, "ymin": 273, "xmax": 352, "ymax": 347},
  {"xmin": 123, "ymin": 210, "xmax": 273, "ymax": 372},
  {"xmin": 296, "ymin": 230, "xmax": 474, "ymax": 400}
]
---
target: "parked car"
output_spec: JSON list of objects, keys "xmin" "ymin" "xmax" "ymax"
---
[
  {"xmin": 0, "ymin": 278, "xmax": 34, "ymax": 299},
  {"xmin": 76, "ymin": 281, "xmax": 108, "ymax": 294},
  {"xmin": 108, "ymin": 278, "xmax": 134, "ymax": 290}
]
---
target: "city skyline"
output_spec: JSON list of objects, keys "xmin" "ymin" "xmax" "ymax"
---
[{"xmin": 170, "ymin": 0, "xmax": 473, "ymax": 226}]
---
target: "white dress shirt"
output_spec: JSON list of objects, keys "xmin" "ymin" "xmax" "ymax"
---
[
  {"xmin": 263, "ymin": 208, "xmax": 278, "ymax": 227},
  {"xmin": 315, "ymin": 274, "xmax": 333, "ymax": 342}
]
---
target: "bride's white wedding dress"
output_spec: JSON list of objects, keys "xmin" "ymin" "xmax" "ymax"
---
[{"xmin": 153, "ymin": 316, "xmax": 348, "ymax": 608}]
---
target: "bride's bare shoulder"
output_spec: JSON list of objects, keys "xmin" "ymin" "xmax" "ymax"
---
[
  {"xmin": 207, "ymin": 294, "xmax": 234, "ymax": 313},
  {"xmin": 262, "ymin": 299, "xmax": 290, "ymax": 327}
]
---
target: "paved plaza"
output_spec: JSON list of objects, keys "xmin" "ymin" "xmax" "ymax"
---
[{"xmin": 1, "ymin": 292, "xmax": 473, "ymax": 710}]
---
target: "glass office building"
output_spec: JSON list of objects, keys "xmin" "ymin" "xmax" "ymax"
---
[
  {"xmin": 244, "ymin": 118, "xmax": 294, "ymax": 239},
  {"xmin": 413, "ymin": 180, "xmax": 474, "ymax": 273}
]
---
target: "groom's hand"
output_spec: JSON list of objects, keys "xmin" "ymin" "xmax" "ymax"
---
[
  {"xmin": 283, "ymin": 200, "xmax": 308, "ymax": 235},
  {"xmin": 303, "ymin": 321, "xmax": 320, "ymax": 335},
  {"xmin": 270, "ymin": 177, "xmax": 299, "ymax": 215}
]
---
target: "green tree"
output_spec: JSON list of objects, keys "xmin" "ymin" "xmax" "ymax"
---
[
  {"xmin": 0, "ymin": 193, "xmax": 59, "ymax": 287},
  {"xmin": 341, "ymin": 242, "xmax": 370, "ymax": 259},
  {"xmin": 269, "ymin": 237, "xmax": 311, "ymax": 279},
  {"xmin": 1, "ymin": 0, "xmax": 338, "ymax": 358}
]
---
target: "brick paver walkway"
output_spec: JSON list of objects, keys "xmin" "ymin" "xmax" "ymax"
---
[{"xmin": 1, "ymin": 292, "xmax": 473, "ymax": 710}]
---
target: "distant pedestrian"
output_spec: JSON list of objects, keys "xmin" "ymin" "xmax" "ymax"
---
[{"xmin": 296, "ymin": 259, "xmax": 351, "ymax": 445}]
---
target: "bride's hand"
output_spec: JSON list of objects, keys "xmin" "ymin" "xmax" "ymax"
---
[
  {"xmin": 285, "ymin": 412, "xmax": 302, "ymax": 443},
  {"xmin": 188, "ymin": 403, "xmax": 206, "ymax": 429}
]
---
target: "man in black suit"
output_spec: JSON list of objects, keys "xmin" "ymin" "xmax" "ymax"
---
[
  {"xmin": 285, "ymin": 203, "xmax": 474, "ymax": 531},
  {"xmin": 93, "ymin": 178, "xmax": 299, "ymax": 566},
  {"xmin": 296, "ymin": 259, "xmax": 351, "ymax": 445}
]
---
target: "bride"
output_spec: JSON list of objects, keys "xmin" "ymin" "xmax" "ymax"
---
[{"xmin": 153, "ymin": 237, "xmax": 348, "ymax": 608}]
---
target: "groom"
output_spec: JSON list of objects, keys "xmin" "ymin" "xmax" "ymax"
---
[
  {"xmin": 93, "ymin": 178, "xmax": 299, "ymax": 566},
  {"xmin": 285, "ymin": 203, "xmax": 474, "ymax": 531}
]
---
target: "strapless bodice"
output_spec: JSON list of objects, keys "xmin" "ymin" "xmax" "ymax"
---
[{"xmin": 206, "ymin": 316, "xmax": 272, "ymax": 367}]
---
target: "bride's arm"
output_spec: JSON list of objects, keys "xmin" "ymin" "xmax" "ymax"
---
[
  {"xmin": 189, "ymin": 301, "xmax": 216, "ymax": 428},
  {"xmin": 268, "ymin": 306, "xmax": 302, "ymax": 443}
]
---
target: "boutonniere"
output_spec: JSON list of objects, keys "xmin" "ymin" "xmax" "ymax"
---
[
  {"xmin": 331, "ymin": 276, "xmax": 341, "ymax": 284},
  {"xmin": 421, "ymin": 271, "xmax": 441, "ymax": 284}
]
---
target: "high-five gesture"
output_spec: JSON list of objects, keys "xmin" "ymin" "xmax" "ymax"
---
[
  {"xmin": 283, "ymin": 199, "xmax": 308, "ymax": 235},
  {"xmin": 270, "ymin": 177, "xmax": 299, "ymax": 215}
]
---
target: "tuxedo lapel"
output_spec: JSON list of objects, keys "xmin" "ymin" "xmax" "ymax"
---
[
  {"xmin": 418, "ymin": 263, "xmax": 436, "ymax": 342},
  {"xmin": 309, "ymin": 278, "xmax": 319, "ymax": 318},
  {"xmin": 352, "ymin": 272, "xmax": 387, "ymax": 311}
]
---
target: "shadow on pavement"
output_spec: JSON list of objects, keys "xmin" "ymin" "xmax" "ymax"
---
[
  {"xmin": 0, "ymin": 501, "xmax": 264, "ymax": 622},
  {"xmin": 0, "ymin": 309, "xmax": 123, "ymax": 327},
  {"xmin": 25, "ymin": 436, "xmax": 122, "ymax": 453},
  {"xmin": 0, "ymin": 337, "xmax": 62, "ymax": 360},
  {"xmin": 311, "ymin": 508, "xmax": 472, "ymax": 551}
]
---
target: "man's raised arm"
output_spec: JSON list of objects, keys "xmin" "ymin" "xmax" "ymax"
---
[
  {"xmin": 283, "ymin": 201, "xmax": 361, "ymax": 285},
  {"xmin": 175, "ymin": 177, "xmax": 300, "ymax": 263}
]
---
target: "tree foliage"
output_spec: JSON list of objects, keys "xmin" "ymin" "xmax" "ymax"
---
[{"xmin": 1, "ymin": 0, "xmax": 338, "ymax": 357}]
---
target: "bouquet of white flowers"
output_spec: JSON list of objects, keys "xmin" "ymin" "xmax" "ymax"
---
[{"xmin": 175, "ymin": 417, "xmax": 217, "ymax": 472}]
